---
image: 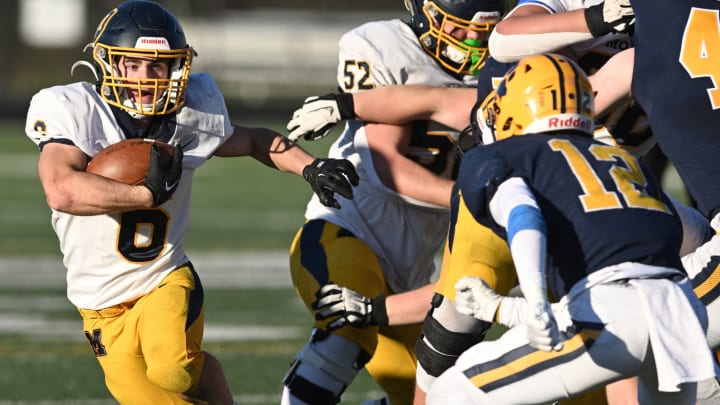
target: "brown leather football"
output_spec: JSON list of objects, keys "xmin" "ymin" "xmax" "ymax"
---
[{"xmin": 86, "ymin": 139, "xmax": 175, "ymax": 185}]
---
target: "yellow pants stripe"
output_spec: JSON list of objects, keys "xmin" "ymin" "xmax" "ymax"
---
[
  {"xmin": 693, "ymin": 261, "xmax": 720, "ymax": 305},
  {"xmin": 466, "ymin": 324, "xmax": 603, "ymax": 392}
]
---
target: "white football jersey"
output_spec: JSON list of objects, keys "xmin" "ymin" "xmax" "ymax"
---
[
  {"xmin": 25, "ymin": 74, "xmax": 234, "ymax": 309},
  {"xmin": 305, "ymin": 20, "xmax": 477, "ymax": 293}
]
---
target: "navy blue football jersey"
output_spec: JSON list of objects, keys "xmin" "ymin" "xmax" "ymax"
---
[
  {"xmin": 632, "ymin": 0, "xmax": 720, "ymax": 218},
  {"xmin": 452, "ymin": 134, "xmax": 683, "ymax": 295},
  {"xmin": 475, "ymin": 57, "xmax": 514, "ymax": 102}
]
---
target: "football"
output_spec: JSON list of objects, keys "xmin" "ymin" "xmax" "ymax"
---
[{"xmin": 86, "ymin": 139, "xmax": 175, "ymax": 185}]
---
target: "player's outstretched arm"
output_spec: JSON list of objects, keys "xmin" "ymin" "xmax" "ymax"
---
[
  {"xmin": 312, "ymin": 283, "xmax": 435, "ymax": 330},
  {"xmin": 354, "ymin": 86, "xmax": 474, "ymax": 131},
  {"xmin": 489, "ymin": 0, "xmax": 634, "ymax": 63},
  {"xmin": 286, "ymin": 86, "xmax": 475, "ymax": 141},
  {"xmin": 215, "ymin": 125, "xmax": 359, "ymax": 208},
  {"xmin": 489, "ymin": 5, "xmax": 594, "ymax": 63}
]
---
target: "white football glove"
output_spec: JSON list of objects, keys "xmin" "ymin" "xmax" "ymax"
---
[
  {"xmin": 312, "ymin": 283, "xmax": 388, "ymax": 331},
  {"xmin": 286, "ymin": 93, "xmax": 355, "ymax": 141},
  {"xmin": 584, "ymin": 0, "xmax": 635, "ymax": 37},
  {"xmin": 454, "ymin": 276, "xmax": 503, "ymax": 323},
  {"xmin": 526, "ymin": 300, "xmax": 564, "ymax": 352},
  {"xmin": 455, "ymin": 276, "xmax": 574, "ymax": 350}
]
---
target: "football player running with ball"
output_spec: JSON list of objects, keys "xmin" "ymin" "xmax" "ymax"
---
[
  {"xmin": 281, "ymin": 1, "xmax": 504, "ymax": 404},
  {"xmin": 24, "ymin": 1, "xmax": 358, "ymax": 404},
  {"xmin": 425, "ymin": 53, "xmax": 717, "ymax": 405}
]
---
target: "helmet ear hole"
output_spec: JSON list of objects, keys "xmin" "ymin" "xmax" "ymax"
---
[{"xmin": 501, "ymin": 117, "xmax": 513, "ymax": 133}]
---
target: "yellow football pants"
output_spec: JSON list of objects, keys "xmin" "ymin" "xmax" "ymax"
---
[
  {"xmin": 290, "ymin": 220, "xmax": 421, "ymax": 405},
  {"xmin": 78, "ymin": 264, "xmax": 205, "ymax": 404}
]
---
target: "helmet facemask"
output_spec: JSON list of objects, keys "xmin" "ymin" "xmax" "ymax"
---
[
  {"xmin": 471, "ymin": 90, "xmax": 499, "ymax": 145},
  {"xmin": 417, "ymin": 1, "xmax": 501, "ymax": 75},
  {"xmin": 93, "ymin": 42, "xmax": 193, "ymax": 118}
]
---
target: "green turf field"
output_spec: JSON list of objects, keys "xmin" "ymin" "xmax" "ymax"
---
[{"xmin": 0, "ymin": 120, "xmax": 385, "ymax": 404}]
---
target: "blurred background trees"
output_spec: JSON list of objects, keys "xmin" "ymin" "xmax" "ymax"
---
[{"xmin": 0, "ymin": 0, "xmax": 406, "ymax": 121}]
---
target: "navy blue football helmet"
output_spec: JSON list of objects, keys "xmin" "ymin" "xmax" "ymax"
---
[
  {"xmin": 90, "ymin": 1, "xmax": 194, "ymax": 116},
  {"xmin": 405, "ymin": 0, "xmax": 505, "ymax": 75}
]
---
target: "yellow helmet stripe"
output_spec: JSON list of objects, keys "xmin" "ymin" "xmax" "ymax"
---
[{"xmin": 92, "ymin": 8, "xmax": 119, "ymax": 44}]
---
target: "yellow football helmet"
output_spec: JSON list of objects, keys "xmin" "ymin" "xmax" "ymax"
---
[
  {"xmin": 406, "ymin": 0, "xmax": 505, "ymax": 76},
  {"xmin": 89, "ymin": 1, "xmax": 194, "ymax": 117},
  {"xmin": 484, "ymin": 53, "xmax": 595, "ymax": 142}
]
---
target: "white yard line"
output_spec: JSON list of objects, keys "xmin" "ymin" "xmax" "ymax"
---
[
  {"xmin": 0, "ymin": 251, "xmax": 300, "ymax": 341},
  {"xmin": 0, "ymin": 314, "xmax": 304, "ymax": 342},
  {"xmin": 0, "ymin": 251, "xmax": 293, "ymax": 289}
]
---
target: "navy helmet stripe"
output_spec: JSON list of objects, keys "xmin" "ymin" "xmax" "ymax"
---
[{"xmin": 544, "ymin": 54, "xmax": 567, "ymax": 114}]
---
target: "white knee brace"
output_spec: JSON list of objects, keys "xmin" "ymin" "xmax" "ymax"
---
[{"xmin": 282, "ymin": 329, "xmax": 371, "ymax": 405}]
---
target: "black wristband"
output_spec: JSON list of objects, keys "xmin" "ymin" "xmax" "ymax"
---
[
  {"xmin": 336, "ymin": 92, "xmax": 356, "ymax": 120},
  {"xmin": 584, "ymin": 4, "xmax": 611, "ymax": 37},
  {"xmin": 371, "ymin": 294, "xmax": 389, "ymax": 326}
]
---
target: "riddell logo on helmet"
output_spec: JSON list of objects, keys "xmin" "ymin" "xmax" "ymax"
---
[
  {"xmin": 548, "ymin": 117, "xmax": 592, "ymax": 130},
  {"xmin": 141, "ymin": 39, "xmax": 166, "ymax": 45},
  {"xmin": 526, "ymin": 114, "xmax": 594, "ymax": 135},
  {"xmin": 136, "ymin": 37, "xmax": 170, "ymax": 50}
]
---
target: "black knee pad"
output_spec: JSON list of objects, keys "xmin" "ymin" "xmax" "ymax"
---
[
  {"xmin": 282, "ymin": 330, "xmax": 371, "ymax": 404},
  {"xmin": 282, "ymin": 358, "xmax": 340, "ymax": 405},
  {"xmin": 416, "ymin": 294, "xmax": 491, "ymax": 377}
]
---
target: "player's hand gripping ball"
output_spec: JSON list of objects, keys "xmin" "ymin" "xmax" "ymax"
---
[{"xmin": 86, "ymin": 139, "xmax": 175, "ymax": 185}]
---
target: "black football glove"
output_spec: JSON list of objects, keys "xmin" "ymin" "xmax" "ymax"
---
[
  {"xmin": 303, "ymin": 158, "xmax": 359, "ymax": 209},
  {"xmin": 584, "ymin": 0, "xmax": 635, "ymax": 37},
  {"xmin": 312, "ymin": 283, "xmax": 388, "ymax": 331},
  {"xmin": 287, "ymin": 93, "xmax": 355, "ymax": 141},
  {"xmin": 144, "ymin": 143, "xmax": 183, "ymax": 207}
]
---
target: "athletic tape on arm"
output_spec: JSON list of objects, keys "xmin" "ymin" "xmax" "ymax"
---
[{"xmin": 489, "ymin": 178, "xmax": 548, "ymax": 298}]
